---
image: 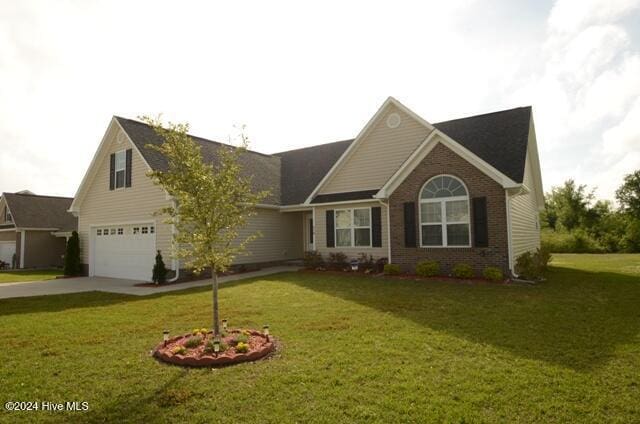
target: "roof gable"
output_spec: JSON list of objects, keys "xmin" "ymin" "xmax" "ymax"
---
[
  {"xmin": 115, "ymin": 117, "xmax": 282, "ymax": 205},
  {"xmin": 2, "ymin": 192, "xmax": 77, "ymax": 230}
]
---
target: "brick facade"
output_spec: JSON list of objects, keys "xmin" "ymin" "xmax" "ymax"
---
[{"xmin": 389, "ymin": 142, "xmax": 510, "ymax": 275}]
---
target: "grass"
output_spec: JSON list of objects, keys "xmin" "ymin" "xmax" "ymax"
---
[
  {"xmin": 0, "ymin": 254, "xmax": 639, "ymax": 423},
  {"xmin": 0, "ymin": 269, "xmax": 62, "ymax": 284}
]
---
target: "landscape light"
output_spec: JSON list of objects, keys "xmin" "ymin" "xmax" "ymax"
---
[
  {"xmin": 163, "ymin": 330, "xmax": 169, "ymax": 346},
  {"xmin": 222, "ymin": 319, "xmax": 228, "ymax": 331},
  {"xmin": 213, "ymin": 338, "xmax": 221, "ymax": 354},
  {"xmin": 263, "ymin": 325, "xmax": 270, "ymax": 336}
]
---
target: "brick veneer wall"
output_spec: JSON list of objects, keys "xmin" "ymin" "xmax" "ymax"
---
[{"xmin": 389, "ymin": 142, "xmax": 510, "ymax": 275}]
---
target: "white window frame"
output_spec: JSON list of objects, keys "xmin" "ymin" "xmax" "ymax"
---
[
  {"xmin": 334, "ymin": 207, "xmax": 372, "ymax": 248},
  {"xmin": 419, "ymin": 175, "xmax": 472, "ymax": 248},
  {"xmin": 114, "ymin": 149, "xmax": 126, "ymax": 189}
]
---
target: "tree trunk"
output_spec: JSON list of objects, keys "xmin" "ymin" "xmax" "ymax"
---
[{"xmin": 212, "ymin": 267, "xmax": 220, "ymax": 336}]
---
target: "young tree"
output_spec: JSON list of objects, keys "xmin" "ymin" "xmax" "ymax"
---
[
  {"xmin": 143, "ymin": 117, "xmax": 268, "ymax": 336},
  {"xmin": 64, "ymin": 231, "xmax": 81, "ymax": 276},
  {"xmin": 616, "ymin": 170, "xmax": 640, "ymax": 218}
]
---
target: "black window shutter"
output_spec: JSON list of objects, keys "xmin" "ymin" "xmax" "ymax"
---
[
  {"xmin": 109, "ymin": 153, "xmax": 115, "ymax": 190},
  {"xmin": 404, "ymin": 202, "xmax": 416, "ymax": 247},
  {"xmin": 326, "ymin": 210, "xmax": 335, "ymax": 248},
  {"xmin": 371, "ymin": 207, "xmax": 382, "ymax": 247},
  {"xmin": 309, "ymin": 217, "xmax": 314, "ymax": 244},
  {"xmin": 125, "ymin": 149, "xmax": 132, "ymax": 187},
  {"xmin": 473, "ymin": 197, "xmax": 488, "ymax": 247}
]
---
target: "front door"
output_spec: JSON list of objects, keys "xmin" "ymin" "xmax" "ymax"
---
[{"xmin": 307, "ymin": 216, "xmax": 314, "ymax": 251}]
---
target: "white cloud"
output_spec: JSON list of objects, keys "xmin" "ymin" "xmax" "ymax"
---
[{"xmin": 548, "ymin": 0, "xmax": 640, "ymax": 33}]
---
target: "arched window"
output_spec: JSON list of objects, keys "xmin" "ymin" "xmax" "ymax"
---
[{"xmin": 419, "ymin": 175, "xmax": 471, "ymax": 247}]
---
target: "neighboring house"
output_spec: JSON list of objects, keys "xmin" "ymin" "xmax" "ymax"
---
[
  {"xmin": 69, "ymin": 97, "xmax": 543, "ymax": 281},
  {"xmin": 0, "ymin": 192, "xmax": 77, "ymax": 268}
]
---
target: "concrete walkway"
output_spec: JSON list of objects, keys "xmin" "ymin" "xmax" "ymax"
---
[{"xmin": 0, "ymin": 266, "xmax": 300, "ymax": 300}]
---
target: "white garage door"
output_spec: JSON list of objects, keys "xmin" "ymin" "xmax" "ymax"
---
[
  {"xmin": 0, "ymin": 241, "xmax": 16, "ymax": 267},
  {"xmin": 93, "ymin": 224, "xmax": 156, "ymax": 281}
]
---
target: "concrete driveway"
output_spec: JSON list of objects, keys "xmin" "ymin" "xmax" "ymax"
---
[{"xmin": 0, "ymin": 266, "xmax": 299, "ymax": 300}]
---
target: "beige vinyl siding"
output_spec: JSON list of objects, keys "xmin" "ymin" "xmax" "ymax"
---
[
  {"xmin": 313, "ymin": 201, "xmax": 388, "ymax": 260},
  {"xmin": 77, "ymin": 128, "xmax": 173, "ymax": 266},
  {"xmin": 0, "ymin": 231, "xmax": 16, "ymax": 242},
  {"xmin": 510, "ymin": 152, "xmax": 541, "ymax": 258},
  {"xmin": 320, "ymin": 104, "xmax": 430, "ymax": 194},
  {"xmin": 234, "ymin": 209, "xmax": 303, "ymax": 264}
]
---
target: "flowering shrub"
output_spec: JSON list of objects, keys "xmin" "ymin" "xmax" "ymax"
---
[
  {"xmin": 235, "ymin": 342, "xmax": 249, "ymax": 353},
  {"xmin": 171, "ymin": 345, "xmax": 187, "ymax": 355},
  {"xmin": 231, "ymin": 333, "xmax": 249, "ymax": 346}
]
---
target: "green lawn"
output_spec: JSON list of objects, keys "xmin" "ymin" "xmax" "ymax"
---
[
  {"xmin": 0, "ymin": 269, "xmax": 62, "ymax": 284},
  {"xmin": 1, "ymin": 254, "xmax": 639, "ymax": 423}
]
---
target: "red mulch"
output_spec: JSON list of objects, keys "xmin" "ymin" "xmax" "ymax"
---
[
  {"xmin": 135, "ymin": 268, "xmax": 260, "ymax": 287},
  {"xmin": 153, "ymin": 329, "xmax": 275, "ymax": 367},
  {"xmin": 298, "ymin": 269, "xmax": 510, "ymax": 285}
]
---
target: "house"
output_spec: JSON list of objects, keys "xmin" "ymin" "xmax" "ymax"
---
[
  {"xmin": 0, "ymin": 191, "xmax": 77, "ymax": 268},
  {"xmin": 69, "ymin": 97, "xmax": 543, "ymax": 281}
]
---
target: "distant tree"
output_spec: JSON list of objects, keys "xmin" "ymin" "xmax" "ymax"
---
[
  {"xmin": 64, "ymin": 231, "xmax": 81, "ymax": 276},
  {"xmin": 143, "ymin": 117, "xmax": 268, "ymax": 336},
  {"xmin": 545, "ymin": 180, "xmax": 594, "ymax": 231},
  {"xmin": 616, "ymin": 170, "xmax": 640, "ymax": 218}
]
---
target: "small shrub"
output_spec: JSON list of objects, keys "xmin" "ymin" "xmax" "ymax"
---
[
  {"xmin": 515, "ymin": 247, "xmax": 552, "ymax": 280},
  {"xmin": 204, "ymin": 340, "xmax": 228, "ymax": 353},
  {"xmin": 63, "ymin": 231, "xmax": 82, "ymax": 276},
  {"xmin": 483, "ymin": 266, "xmax": 504, "ymax": 282},
  {"xmin": 231, "ymin": 332, "xmax": 249, "ymax": 346},
  {"xmin": 357, "ymin": 253, "xmax": 375, "ymax": 273},
  {"xmin": 303, "ymin": 251, "xmax": 324, "ymax": 269},
  {"xmin": 235, "ymin": 342, "xmax": 249, "ymax": 353},
  {"xmin": 452, "ymin": 263, "xmax": 474, "ymax": 279},
  {"xmin": 184, "ymin": 335, "xmax": 203, "ymax": 349},
  {"xmin": 416, "ymin": 260, "xmax": 439, "ymax": 277},
  {"xmin": 383, "ymin": 264, "xmax": 401, "ymax": 275},
  {"xmin": 171, "ymin": 345, "xmax": 187, "ymax": 355},
  {"xmin": 152, "ymin": 250, "xmax": 168, "ymax": 284},
  {"xmin": 327, "ymin": 252, "xmax": 348, "ymax": 270}
]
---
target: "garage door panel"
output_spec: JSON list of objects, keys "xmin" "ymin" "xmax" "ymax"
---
[
  {"xmin": 93, "ymin": 224, "xmax": 156, "ymax": 281},
  {"xmin": 0, "ymin": 242, "xmax": 16, "ymax": 266}
]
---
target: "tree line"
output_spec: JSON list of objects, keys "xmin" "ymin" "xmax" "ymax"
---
[{"xmin": 541, "ymin": 170, "xmax": 640, "ymax": 253}]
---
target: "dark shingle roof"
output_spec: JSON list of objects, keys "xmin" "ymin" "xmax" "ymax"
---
[
  {"xmin": 3, "ymin": 193, "xmax": 77, "ymax": 231},
  {"xmin": 115, "ymin": 117, "xmax": 282, "ymax": 205},
  {"xmin": 274, "ymin": 140, "xmax": 353, "ymax": 205},
  {"xmin": 114, "ymin": 105, "xmax": 531, "ymax": 206},
  {"xmin": 433, "ymin": 106, "xmax": 531, "ymax": 183}
]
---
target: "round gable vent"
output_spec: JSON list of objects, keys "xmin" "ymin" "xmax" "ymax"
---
[{"xmin": 386, "ymin": 112, "xmax": 401, "ymax": 129}]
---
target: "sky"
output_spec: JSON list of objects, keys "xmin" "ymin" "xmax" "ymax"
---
[{"xmin": 1, "ymin": 0, "xmax": 639, "ymax": 201}]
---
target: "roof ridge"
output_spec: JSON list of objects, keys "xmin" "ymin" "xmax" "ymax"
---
[
  {"xmin": 434, "ymin": 106, "xmax": 532, "ymax": 125},
  {"xmin": 273, "ymin": 138, "xmax": 354, "ymax": 156},
  {"xmin": 3, "ymin": 192, "xmax": 73, "ymax": 200},
  {"xmin": 114, "ymin": 116, "xmax": 275, "ymax": 159}
]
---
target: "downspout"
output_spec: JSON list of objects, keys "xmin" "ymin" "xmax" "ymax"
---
[
  {"xmin": 19, "ymin": 230, "xmax": 25, "ymax": 269},
  {"xmin": 505, "ymin": 191, "xmax": 515, "ymax": 276},
  {"xmin": 167, "ymin": 200, "xmax": 180, "ymax": 282},
  {"xmin": 378, "ymin": 199, "xmax": 391, "ymax": 263}
]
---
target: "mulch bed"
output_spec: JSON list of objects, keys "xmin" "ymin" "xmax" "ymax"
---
[
  {"xmin": 135, "ymin": 268, "xmax": 261, "ymax": 288},
  {"xmin": 153, "ymin": 329, "xmax": 275, "ymax": 367},
  {"xmin": 298, "ymin": 269, "xmax": 510, "ymax": 285}
]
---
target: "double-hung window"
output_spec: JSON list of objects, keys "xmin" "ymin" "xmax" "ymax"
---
[
  {"xmin": 335, "ymin": 208, "xmax": 371, "ymax": 247},
  {"xmin": 420, "ymin": 175, "xmax": 471, "ymax": 247},
  {"xmin": 115, "ymin": 150, "xmax": 126, "ymax": 189}
]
